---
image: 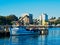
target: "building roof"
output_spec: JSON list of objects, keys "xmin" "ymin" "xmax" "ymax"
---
[
  {"xmin": 19, "ymin": 15, "xmax": 29, "ymax": 21},
  {"xmin": 49, "ymin": 19, "xmax": 57, "ymax": 22}
]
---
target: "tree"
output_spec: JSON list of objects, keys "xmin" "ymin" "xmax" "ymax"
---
[
  {"xmin": 0, "ymin": 16, "xmax": 6, "ymax": 25},
  {"xmin": 5, "ymin": 14, "xmax": 18, "ymax": 25},
  {"xmin": 6, "ymin": 14, "xmax": 18, "ymax": 21},
  {"xmin": 50, "ymin": 17, "xmax": 56, "ymax": 20},
  {"xmin": 0, "ymin": 14, "xmax": 18, "ymax": 25},
  {"xmin": 56, "ymin": 17, "xmax": 60, "ymax": 24},
  {"xmin": 19, "ymin": 17, "xmax": 22, "ymax": 19},
  {"xmin": 58, "ymin": 17, "xmax": 60, "ymax": 20}
]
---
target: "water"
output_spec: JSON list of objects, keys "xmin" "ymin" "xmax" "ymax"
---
[{"xmin": 0, "ymin": 28, "xmax": 60, "ymax": 45}]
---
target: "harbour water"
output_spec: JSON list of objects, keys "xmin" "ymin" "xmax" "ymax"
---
[{"xmin": 0, "ymin": 27, "xmax": 60, "ymax": 45}]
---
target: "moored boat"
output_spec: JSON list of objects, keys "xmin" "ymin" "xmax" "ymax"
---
[{"xmin": 10, "ymin": 26, "xmax": 40, "ymax": 35}]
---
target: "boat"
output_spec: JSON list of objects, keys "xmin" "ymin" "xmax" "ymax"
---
[{"xmin": 10, "ymin": 26, "xmax": 40, "ymax": 35}]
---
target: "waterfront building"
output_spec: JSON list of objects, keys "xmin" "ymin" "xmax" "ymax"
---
[
  {"xmin": 23, "ymin": 15, "xmax": 30, "ymax": 25},
  {"xmin": 29, "ymin": 14, "xmax": 33, "ymax": 24},
  {"xmin": 49, "ymin": 19, "xmax": 57, "ymax": 25},
  {"xmin": 39, "ymin": 13, "xmax": 48, "ymax": 25},
  {"xmin": 19, "ymin": 13, "xmax": 33, "ymax": 25}
]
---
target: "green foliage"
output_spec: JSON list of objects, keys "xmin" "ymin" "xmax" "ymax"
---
[
  {"xmin": 0, "ymin": 14, "xmax": 18, "ymax": 25},
  {"xmin": 49, "ymin": 17, "xmax": 60, "ymax": 25},
  {"xmin": 56, "ymin": 17, "xmax": 60, "ymax": 24},
  {"xmin": 50, "ymin": 17, "xmax": 56, "ymax": 20},
  {"xmin": 6, "ymin": 15, "xmax": 18, "ymax": 21},
  {"xmin": 0, "ymin": 16, "xmax": 6, "ymax": 25}
]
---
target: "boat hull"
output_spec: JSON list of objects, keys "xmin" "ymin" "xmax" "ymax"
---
[{"xmin": 10, "ymin": 28, "xmax": 40, "ymax": 35}]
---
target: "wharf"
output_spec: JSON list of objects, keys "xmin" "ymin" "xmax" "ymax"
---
[
  {"xmin": 25, "ymin": 25, "xmax": 60, "ymax": 28},
  {"xmin": 0, "ymin": 25, "xmax": 10, "ymax": 37},
  {"xmin": 0, "ymin": 30, "xmax": 10, "ymax": 37}
]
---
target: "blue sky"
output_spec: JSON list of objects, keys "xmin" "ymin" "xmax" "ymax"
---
[{"xmin": 0, "ymin": 0, "xmax": 60, "ymax": 18}]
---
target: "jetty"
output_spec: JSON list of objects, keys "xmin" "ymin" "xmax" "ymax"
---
[
  {"xmin": 25, "ymin": 25, "xmax": 48, "ymax": 35},
  {"xmin": 0, "ymin": 25, "xmax": 10, "ymax": 37},
  {"xmin": 1, "ymin": 25, "xmax": 59, "ymax": 36}
]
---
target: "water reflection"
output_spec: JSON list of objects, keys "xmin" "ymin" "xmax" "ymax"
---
[
  {"xmin": 10, "ymin": 34, "xmax": 48, "ymax": 45},
  {"xmin": 39, "ymin": 35, "xmax": 47, "ymax": 45},
  {"xmin": 0, "ymin": 28, "xmax": 60, "ymax": 45},
  {"xmin": 0, "ymin": 35, "xmax": 48, "ymax": 45},
  {"xmin": 10, "ymin": 35, "xmax": 39, "ymax": 45},
  {"xmin": 0, "ymin": 37, "xmax": 10, "ymax": 45}
]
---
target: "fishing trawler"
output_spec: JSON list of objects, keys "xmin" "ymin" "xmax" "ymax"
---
[{"xmin": 10, "ymin": 25, "xmax": 40, "ymax": 35}]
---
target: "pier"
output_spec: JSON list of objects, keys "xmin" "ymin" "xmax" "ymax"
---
[
  {"xmin": 0, "ymin": 25, "xmax": 10, "ymax": 37},
  {"xmin": 1, "ymin": 25, "xmax": 60, "ymax": 35},
  {"xmin": 25, "ymin": 25, "xmax": 48, "ymax": 35},
  {"xmin": 26, "ymin": 25, "xmax": 48, "ymax": 30}
]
